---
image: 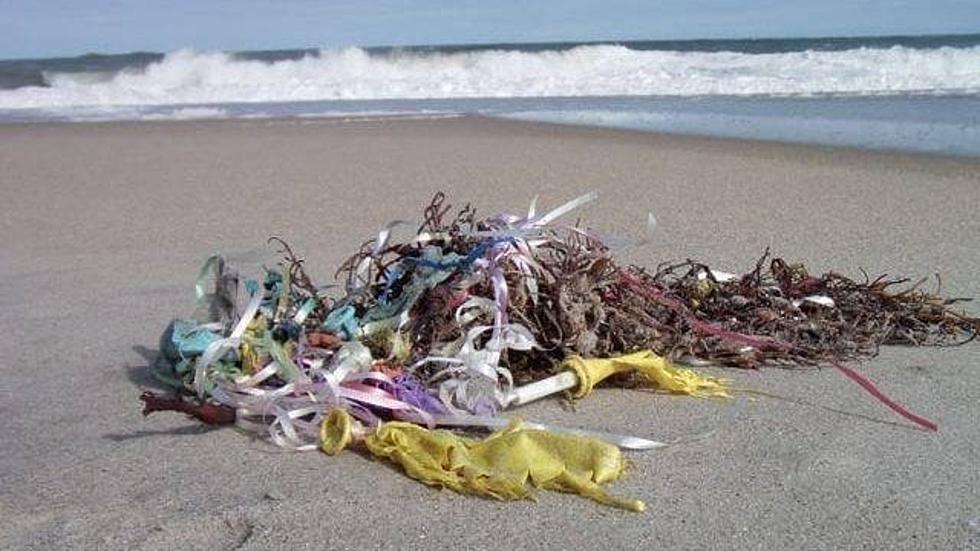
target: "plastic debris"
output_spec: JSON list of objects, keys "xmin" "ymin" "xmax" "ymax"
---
[
  {"xmin": 321, "ymin": 408, "xmax": 644, "ymax": 511},
  {"xmin": 564, "ymin": 351, "xmax": 730, "ymax": 399},
  {"xmin": 140, "ymin": 192, "xmax": 979, "ymax": 511}
]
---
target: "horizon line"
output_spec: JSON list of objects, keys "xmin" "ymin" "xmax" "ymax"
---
[{"xmin": 3, "ymin": 30, "xmax": 979, "ymax": 62}]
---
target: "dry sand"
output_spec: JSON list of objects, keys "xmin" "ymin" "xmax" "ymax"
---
[{"xmin": 1, "ymin": 116, "xmax": 979, "ymax": 550}]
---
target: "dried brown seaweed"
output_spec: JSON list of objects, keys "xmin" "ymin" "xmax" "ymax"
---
[{"xmin": 325, "ymin": 194, "xmax": 978, "ymax": 379}]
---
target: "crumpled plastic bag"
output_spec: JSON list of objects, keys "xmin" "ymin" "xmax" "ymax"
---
[
  {"xmin": 320, "ymin": 409, "xmax": 645, "ymax": 512},
  {"xmin": 564, "ymin": 350, "xmax": 730, "ymax": 399}
]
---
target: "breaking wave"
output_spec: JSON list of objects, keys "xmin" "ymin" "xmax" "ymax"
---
[{"xmin": 2, "ymin": 45, "xmax": 979, "ymax": 109}]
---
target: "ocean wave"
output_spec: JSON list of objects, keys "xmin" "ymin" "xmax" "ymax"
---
[{"xmin": 2, "ymin": 45, "xmax": 979, "ymax": 109}]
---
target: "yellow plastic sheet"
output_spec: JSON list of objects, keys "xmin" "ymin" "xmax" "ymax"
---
[
  {"xmin": 564, "ymin": 350, "xmax": 729, "ymax": 399},
  {"xmin": 321, "ymin": 410, "xmax": 645, "ymax": 512}
]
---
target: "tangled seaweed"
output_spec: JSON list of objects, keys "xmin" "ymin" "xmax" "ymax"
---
[{"xmin": 328, "ymin": 193, "xmax": 978, "ymax": 374}]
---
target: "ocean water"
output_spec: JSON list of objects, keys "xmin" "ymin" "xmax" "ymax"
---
[{"xmin": 1, "ymin": 34, "xmax": 979, "ymax": 156}]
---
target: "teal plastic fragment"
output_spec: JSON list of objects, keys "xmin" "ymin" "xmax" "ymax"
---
[
  {"xmin": 263, "ymin": 269, "xmax": 282, "ymax": 294},
  {"xmin": 161, "ymin": 319, "xmax": 222, "ymax": 363},
  {"xmin": 322, "ymin": 305, "xmax": 359, "ymax": 340},
  {"xmin": 245, "ymin": 278, "xmax": 259, "ymax": 296},
  {"xmin": 155, "ymin": 319, "xmax": 223, "ymax": 389}
]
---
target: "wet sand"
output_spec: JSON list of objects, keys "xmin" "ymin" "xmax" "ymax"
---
[{"xmin": 1, "ymin": 116, "xmax": 978, "ymax": 549}]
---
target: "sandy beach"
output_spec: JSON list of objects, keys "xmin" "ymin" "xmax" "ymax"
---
[{"xmin": 1, "ymin": 116, "xmax": 979, "ymax": 549}]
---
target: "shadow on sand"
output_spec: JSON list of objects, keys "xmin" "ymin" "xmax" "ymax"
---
[{"xmin": 104, "ymin": 344, "xmax": 229, "ymax": 441}]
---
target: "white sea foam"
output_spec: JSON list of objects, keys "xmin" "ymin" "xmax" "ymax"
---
[{"xmin": 2, "ymin": 45, "xmax": 979, "ymax": 110}]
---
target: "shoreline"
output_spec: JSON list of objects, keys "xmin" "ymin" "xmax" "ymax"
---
[
  {"xmin": 2, "ymin": 115, "xmax": 978, "ymax": 549},
  {"xmin": 5, "ymin": 112, "xmax": 980, "ymax": 164}
]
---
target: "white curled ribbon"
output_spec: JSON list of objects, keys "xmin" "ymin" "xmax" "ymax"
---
[
  {"xmin": 268, "ymin": 404, "xmax": 324, "ymax": 451},
  {"xmin": 455, "ymin": 296, "xmax": 496, "ymax": 326},
  {"xmin": 433, "ymin": 414, "xmax": 666, "ymax": 451},
  {"xmin": 193, "ymin": 289, "xmax": 263, "ymax": 396},
  {"xmin": 428, "ymin": 323, "xmax": 537, "ymax": 413},
  {"xmin": 527, "ymin": 191, "xmax": 597, "ymax": 228}
]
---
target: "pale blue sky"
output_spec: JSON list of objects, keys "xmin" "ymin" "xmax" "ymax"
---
[{"xmin": 2, "ymin": 0, "xmax": 978, "ymax": 58}]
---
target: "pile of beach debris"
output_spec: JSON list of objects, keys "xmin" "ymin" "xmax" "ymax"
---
[{"xmin": 141, "ymin": 192, "xmax": 978, "ymax": 512}]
